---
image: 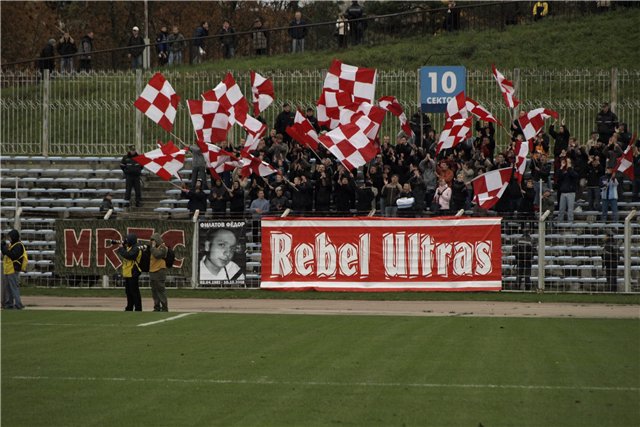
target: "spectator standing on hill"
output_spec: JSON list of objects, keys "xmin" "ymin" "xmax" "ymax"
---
[
  {"xmin": 155, "ymin": 25, "xmax": 169, "ymax": 66},
  {"xmin": 218, "ymin": 20, "xmax": 236, "ymax": 59},
  {"xmin": 515, "ymin": 231, "xmax": 533, "ymax": 291},
  {"xmin": 58, "ymin": 32, "xmax": 77, "ymax": 73},
  {"xmin": 78, "ymin": 31, "xmax": 94, "ymax": 72},
  {"xmin": 192, "ymin": 22, "xmax": 209, "ymax": 64},
  {"xmin": 127, "ymin": 26, "xmax": 145, "ymax": 70},
  {"xmin": 602, "ymin": 232, "xmax": 620, "ymax": 292},
  {"xmin": 149, "ymin": 233, "xmax": 169, "ymax": 312},
  {"xmin": 37, "ymin": 39, "xmax": 56, "ymax": 74},
  {"xmin": 600, "ymin": 168, "xmax": 619, "ymax": 222},
  {"xmin": 116, "ymin": 233, "xmax": 143, "ymax": 311},
  {"xmin": 443, "ymin": 1, "xmax": 460, "ymax": 32},
  {"xmin": 346, "ymin": 1, "xmax": 366, "ymax": 45},
  {"xmin": 532, "ymin": 1, "xmax": 549, "ymax": 21},
  {"xmin": 252, "ymin": 18, "xmax": 268, "ymax": 56},
  {"xmin": 556, "ymin": 157, "xmax": 578, "ymax": 222},
  {"xmin": 335, "ymin": 14, "xmax": 348, "ymax": 49},
  {"xmin": 1, "ymin": 229, "xmax": 26, "ymax": 310},
  {"xmin": 288, "ymin": 11, "xmax": 308, "ymax": 53},
  {"xmin": 120, "ymin": 145, "xmax": 143, "ymax": 207},
  {"xmin": 596, "ymin": 102, "xmax": 618, "ymax": 144},
  {"xmin": 167, "ymin": 26, "xmax": 186, "ymax": 65}
]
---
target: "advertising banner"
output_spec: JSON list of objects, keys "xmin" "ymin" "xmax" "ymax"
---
[
  {"xmin": 197, "ymin": 219, "xmax": 247, "ymax": 287},
  {"xmin": 261, "ymin": 217, "xmax": 502, "ymax": 292},
  {"xmin": 54, "ymin": 220, "xmax": 193, "ymax": 276}
]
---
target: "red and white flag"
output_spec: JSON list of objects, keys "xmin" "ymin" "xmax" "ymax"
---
[
  {"xmin": 240, "ymin": 152, "xmax": 278, "ymax": 178},
  {"xmin": 466, "ymin": 97, "xmax": 502, "ymax": 125},
  {"xmin": 317, "ymin": 88, "xmax": 354, "ymax": 130},
  {"xmin": 201, "ymin": 73, "xmax": 249, "ymax": 125},
  {"xmin": 436, "ymin": 116, "xmax": 472, "ymax": 155},
  {"xmin": 133, "ymin": 73, "xmax": 180, "ymax": 132},
  {"xmin": 518, "ymin": 108, "xmax": 559, "ymax": 142},
  {"xmin": 187, "ymin": 100, "xmax": 231, "ymax": 143},
  {"xmin": 377, "ymin": 96, "xmax": 413, "ymax": 137},
  {"xmin": 613, "ymin": 135, "xmax": 636, "ymax": 180},
  {"xmin": 446, "ymin": 92, "xmax": 501, "ymax": 125},
  {"xmin": 133, "ymin": 141, "xmax": 186, "ymax": 181},
  {"xmin": 341, "ymin": 102, "xmax": 386, "ymax": 142},
  {"xmin": 318, "ymin": 123, "xmax": 377, "ymax": 170},
  {"xmin": 196, "ymin": 140, "xmax": 241, "ymax": 179},
  {"xmin": 241, "ymin": 124, "xmax": 267, "ymax": 154},
  {"xmin": 323, "ymin": 59, "xmax": 377, "ymax": 104},
  {"xmin": 514, "ymin": 138, "xmax": 530, "ymax": 183},
  {"xmin": 250, "ymin": 71, "xmax": 274, "ymax": 117},
  {"xmin": 286, "ymin": 110, "xmax": 321, "ymax": 151},
  {"xmin": 472, "ymin": 167, "xmax": 513, "ymax": 210},
  {"xmin": 492, "ymin": 65, "xmax": 519, "ymax": 109}
]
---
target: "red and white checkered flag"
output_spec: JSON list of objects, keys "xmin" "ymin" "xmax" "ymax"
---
[
  {"xmin": 518, "ymin": 108, "xmax": 559, "ymax": 142},
  {"xmin": 472, "ymin": 167, "xmax": 513, "ymax": 210},
  {"xmin": 201, "ymin": 72, "xmax": 249, "ymax": 125},
  {"xmin": 466, "ymin": 97, "xmax": 502, "ymax": 126},
  {"xmin": 186, "ymin": 100, "xmax": 231, "ymax": 143},
  {"xmin": 286, "ymin": 110, "xmax": 321, "ymax": 151},
  {"xmin": 378, "ymin": 96, "xmax": 413, "ymax": 137},
  {"xmin": 240, "ymin": 152, "xmax": 278, "ymax": 178},
  {"xmin": 323, "ymin": 59, "xmax": 377, "ymax": 104},
  {"xmin": 318, "ymin": 123, "xmax": 377, "ymax": 170},
  {"xmin": 514, "ymin": 138, "xmax": 529, "ymax": 183},
  {"xmin": 317, "ymin": 88, "xmax": 354, "ymax": 130},
  {"xmin": 613, "ymin": 135, "xmax": 636, "ymax": 180},
  {"xmin": 341, "ymin": 102, "xmax": 386, "ymax": 142},
  {"xmin": 133, "ymin": 73, "xmax": 180, "ymax": 132},
  {"xmin": 133, "ymin": 141, "xmax": 186, "ymax": 182},
  {"xmin": 196, "ymin": 140, "xmax": 241, "ymax": 179},
  {"xmin": 436, "ymin": 116, "xmax": 472, "ymax": 155},
  {"xmin": 492, "ymin": 65, "xmax": 519, "ymax": 109},
  {"xmin": 241, "ymin": 123, "xmax": 267, "ymax": 154},
  {"xmin": 446, "ymin": 92, "xmax": 501, "ymax": 125},
  {"xmin": 251, "ymin": 71, "xmax": 274, "ymax": 117}
]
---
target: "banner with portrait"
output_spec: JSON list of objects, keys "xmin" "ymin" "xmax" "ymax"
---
[
  {"xmin": 260, "ymin": 217, "xmax": 502, "ymax": 291},
  {"xmin": 54, "ymin": 220, "xmax": 193, "ymax": 276},
  {"xmin": 198, "ymin": 220, "xmax": 247, "ymax": 287}
]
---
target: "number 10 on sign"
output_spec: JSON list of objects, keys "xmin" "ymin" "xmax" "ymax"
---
[{"xmin": 419, "ymin": 66, "xmax": 466, "ymax": 113}]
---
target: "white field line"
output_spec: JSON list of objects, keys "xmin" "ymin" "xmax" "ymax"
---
[
  {"xmin": 137, "ymin": 313, "xmax": 195, "ymax": 327},
  {"xmin": 8, "ymin": 375, "xmax": 639, "ymax": 392},
  {"xmin": 3, "ymin": 323, "xmax": 123, "ymax": 327}
]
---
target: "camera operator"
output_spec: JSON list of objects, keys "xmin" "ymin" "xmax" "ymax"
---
[{"xmin": 115, "ymin": 234, "xmax": 144, "ymax": 311}]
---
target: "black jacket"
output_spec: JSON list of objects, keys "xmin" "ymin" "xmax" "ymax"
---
[
  {"xmin": 288, "ymin": 20, "xmax": 308, "ymax": 39},
  {"xmin": 557, "ymin": 167, "xmax": 579, "ymax": 193},
  {"xmin": 120, "ymin": 154, "xmax": 143, "ymax": 176},
  {"xmin": 127, "ymin": 35, "xmax": 145, "ymax": 57}
]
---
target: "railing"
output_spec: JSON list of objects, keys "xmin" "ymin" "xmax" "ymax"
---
[
  {"xmin": 3, "ymin": 210, "xmax": 639, "ymax": 293},
  {"xmin": 1, "ymin": 68, "xmax": 638, "ymax": 156}
]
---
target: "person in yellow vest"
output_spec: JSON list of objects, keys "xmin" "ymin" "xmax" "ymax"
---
[
  {"xmin": 533, "ymin": 1, "xmax": 548, "ymax": 21},
  {"xmin": 2, "ymin": 229, "xmax": 27, "ymax": 310},
  {"xmin": 116, "ymin": 233, "xmax": 143, "ymax": 311},
  {"xmin": 149, "ymin": 233, "xmax": 169, "ymax": 312}
]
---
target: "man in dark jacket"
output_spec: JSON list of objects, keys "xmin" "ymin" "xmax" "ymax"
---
[
  {"xmin": 274, "ymin": 103, "xmax": 295, "ymax": 145},
  {"xmin": 556, "ymin": 158, "xmax": 578, "ymax": 222},
  {"xmin": 57, "ymin": 32, "xmax": 77, "ymax": 73},
  {"xmin": 596, "ymin": 102, "xmax": 618, "ymax": 144},
  {"xmin": 192, "ymin": 22, "xmax": 209, "ymax": 64},
  {"xmin": 288, "ymin": 11, "xmax": 308, "ymax": 53},
  {"xmin": 218, "ymin": 20, "xmax": 236, "ymax": 59},
  {"xmin": 182, "ymin": 180, "xmax": 208, "ymax": 214},
  {"xmin": 334, "ymin": 175, "xmax": 356, "ymax": 215},
  {"xmin": 355, "ymin": 180, "xmax": 376, "ymax": 215},
  {"xmin": 38, "ymin": 39, "xmax": 56, "ymax": 74},
  {"xmin": 549, "ymin": 121, "xmax": 570, "ymax": 157},
  {"xmin": 78, "ymin": 31, "xmax": 94, "ymax": 72},
  {"xmin": 120, "ymin": 145, "xmax": 143, "ymax": 207},
  {"xmin": 2, "ymin": 229, "xmax": 26, "ymax": 309},
  {"xmin": 155, "ymin": 25, "xmax": 169, "ymax": 66},
  {"xmin": 602, "ymin": 232, "xmax": 620, "ymax": 292},
  {"xmin": 346, "ymin": 1, "xmax": 366, "ymax": 45},
  {"xmin": 127, "ymin": 26, "xmax": 145, "ymax": 69},
  {"xmin": 515, "ymin": 231, "xmax": 533, "ymax": 291}
]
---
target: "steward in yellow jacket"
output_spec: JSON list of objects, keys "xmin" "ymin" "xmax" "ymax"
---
[
  {"xmin": 149, "ymin": 233, "xmax": 169, "ymax": 312},
  {"xmin": 116, "ymin": 233, "xmax": 143, "ymax": 311},
  {"xmin": 1, "ymin": 229, "xmax": 27, "ymax": 309}
]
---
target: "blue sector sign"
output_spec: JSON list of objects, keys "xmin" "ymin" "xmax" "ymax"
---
[{"xmin": 420, "ymin": 66, "xmax": 466, "ymax": 113}]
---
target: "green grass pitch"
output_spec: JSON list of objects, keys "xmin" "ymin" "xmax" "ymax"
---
[{"xmin": 2, "ymin": 310, "xmax": 639, "ymax": 426}]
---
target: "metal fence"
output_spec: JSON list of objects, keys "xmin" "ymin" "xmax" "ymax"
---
[
  {"xmin": 3, "ymin": 210, "xmax": 638, "ymax": 293},
  {"xmin": 1, "ymin": 68, "xmax": 638, "ymax": 156}
]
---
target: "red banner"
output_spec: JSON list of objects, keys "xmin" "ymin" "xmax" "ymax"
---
[{"xmin": 260, "ymin": 217, "xmax": 502, "ymax": 292}]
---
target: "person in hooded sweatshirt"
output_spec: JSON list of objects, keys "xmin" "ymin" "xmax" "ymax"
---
[
  {"xmin": 149, "ymin": 233, "xmax": 169, "ymax": 312},
  {"xmin": 116, "ymin": 233, "xmax": 143, "ymax": 311},
  {"xmin": 1, "ymin": 229, "xmax": 26, "ymax": 309}
]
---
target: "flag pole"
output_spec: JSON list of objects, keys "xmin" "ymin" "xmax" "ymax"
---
[{"xmin": 168, "ymin": 131, "xmax": 188, "ymax": 147}]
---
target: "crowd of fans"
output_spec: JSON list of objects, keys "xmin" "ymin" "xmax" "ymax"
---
[{"xmin": 172, "ymin": 103, "xmax": 639, "ymax": 226}]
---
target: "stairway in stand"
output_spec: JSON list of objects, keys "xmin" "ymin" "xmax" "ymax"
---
[{"xmin": 118, "ymin": 174, "xmax": 173, "ymax": 219}]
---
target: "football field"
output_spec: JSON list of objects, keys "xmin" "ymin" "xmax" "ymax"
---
[{"xmin": 2, "ymin": 309, "xmax": 639, "ymax": 426}]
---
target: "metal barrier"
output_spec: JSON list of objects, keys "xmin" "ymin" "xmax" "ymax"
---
[
  {"xmin": 3, "ymin": 211, "xmax": 639, "ymax": 293},
  {"xmin": 1, "ymin": 68, "xmax": 638, "ymax": 156}
]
